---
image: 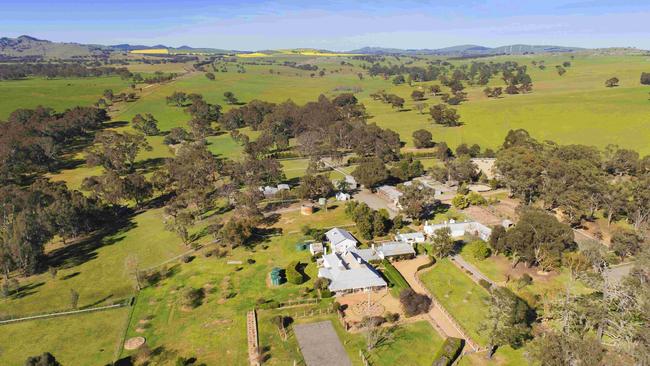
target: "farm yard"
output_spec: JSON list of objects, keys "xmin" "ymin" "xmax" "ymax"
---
[{"xmin": 1, "ymin": 44, "xmax": 649, "ymax": 366}]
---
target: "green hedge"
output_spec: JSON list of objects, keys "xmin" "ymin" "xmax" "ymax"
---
[
  {"xmin": 431, "ymin": 337, "xmax": 464, "ymax": 366},
  {"xmin": 416, "ymin": 256, "xmax": 436, "ymax": 272},
  {"xmin": 382, "ymin": 260, "xmax": 411, "ymax": 295},
  {"xmin": 285, "ymin": 261, "xmax": 304, "ymax": 284}
]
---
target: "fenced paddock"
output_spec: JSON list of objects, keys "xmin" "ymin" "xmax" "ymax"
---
[{"xmin": 294, "ymin": 321, "xmax": 352, "ymax": 366}]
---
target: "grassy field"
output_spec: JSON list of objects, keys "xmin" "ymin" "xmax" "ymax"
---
[
  {"xmin": 0, "ymin": 208, "xmax": 187, "ymax": 318},
  {"xmin": 0, "ymin": 307, "xmax": 130, "ymax": 365},
  {"xmin": 0, "ymin": 76, "xmax": 130, "ymax": 119}
]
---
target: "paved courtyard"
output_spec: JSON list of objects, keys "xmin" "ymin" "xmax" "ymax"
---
[{"xmin": 294, "ymin": 321, "xmax": 352, "ymax": 366}]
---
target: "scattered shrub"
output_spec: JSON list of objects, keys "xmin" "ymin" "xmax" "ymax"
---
[
  {"xmin": 332, "ymin": 301, "xmax": 342, "ymax": 312},
  {"xmin": 467, "ymin": 191, "xmax": 487, "ymax": 206},
  {"xmin": 180, "ymin": 287, "xmax": 204, "ymax": 308},
  {"xmin": 385, "ymin": 312, "xmax": 400, "ymax": 323},
  {"xmin": 451, "ymin": 194, "xmax": 469, "ymax": 209},
  {"xmin": 517, "ymin": 273, "xmax": 533, "ymax": 289},
  {"xmin": 361, "ymin": 315, "xmax": 386, "ymax": 327},
  {"xmin": 399, "ymin": 288, "xmax": 432, "ymax": 317},
  {"xmin": 478, "ymin": 279, "xmax": 492, "ymax": 290}
]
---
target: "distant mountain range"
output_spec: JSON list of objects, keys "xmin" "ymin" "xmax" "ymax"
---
[
  {"xmin": 347, "ymin": 44, "xmax": 584, "ymax": 56},
  {"xmin": 0, "ymin": 35, "xmax": 640, "ymax": 59}
]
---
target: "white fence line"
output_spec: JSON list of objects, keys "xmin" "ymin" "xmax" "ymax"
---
[{"xmin": 0, "ymin": 301, "xmax": 128, "ymax": 325}]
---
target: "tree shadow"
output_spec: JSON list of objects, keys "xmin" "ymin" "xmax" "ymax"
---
[
  {"xmin": 133, "ymin": 157, "xmax": 166, "ymax": 175},
  {"xmin": 61, "ymin": 271, "xmax": 81, "ymax": 280},
  {"xmin": 46, "ymin": 215, "xmax": 136, "ymax": 270},
  {"xmin": 102, "ymin": 120, "xmax": 129, "ymax": 129},
  {"xmin": 247, "ymin": 227, "xmax": 283, "ymax": 248},
  {"xmin": 10, "ymin": 281, "xmax": 45, "ymax": 299},
  {"xmin": 49, "ymin": 158, "xmax": 86, "ymax": 174},
  {"xmin": 262, "ymin": 213, "xmax": 281, "ymax": 226},
  {"xmin": 296, "ymin": 262, "xmax": 311, "ymax": 282},
  {"xmin": 81, "ymin": 294, "xmax": 114, "ymax": 308}
]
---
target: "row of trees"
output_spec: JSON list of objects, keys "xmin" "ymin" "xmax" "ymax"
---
[{"xmin": 0, "ymin": 63, "xmax": 131, "ymax": 80}]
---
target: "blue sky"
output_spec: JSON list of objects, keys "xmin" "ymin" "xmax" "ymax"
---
[{"xmin": 2, "ymin": 0, "xmax": 649, "ymax": 50}]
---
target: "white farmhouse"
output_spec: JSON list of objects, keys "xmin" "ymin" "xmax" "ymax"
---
[
  {"xmin": 395, "ymin": 231, "xmax": 426, "ymax": 244},
  {"xmin": 325, "ymin": 227, "xmax": 358, "ymax": 253},
  {"xmin": 318, "ymin": 251, "xmax": 387, "ymax": 293},
  {"xmin": 424, "ymin": 220, "xmax": 492, "ymax": 241}
]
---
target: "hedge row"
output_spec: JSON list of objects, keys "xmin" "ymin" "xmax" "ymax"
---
[
  {"xmin": 432, "ymin": 337, "xmax": 464, "ymax": 366},
  {"xmin": 285, "ymin": 261, "xmax": 304, "ymax": 284},
  {"xmin": 382, "ymin": 259, "xmax": 411, "ymax": 294},
  {"xmin": 416, "ymin": 256, "xmax": 437, "ymax": 272}
]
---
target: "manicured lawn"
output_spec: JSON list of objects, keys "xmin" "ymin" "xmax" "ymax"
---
[
  {"xmin": 0, "ymin": 307, "xmax": 129, "ymax": 365},
  {"xmin": 419, "ymin": 259, "xmax": 491, "ymax": 345}
]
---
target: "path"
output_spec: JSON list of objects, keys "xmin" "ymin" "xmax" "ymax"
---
[
  {"xmin": 451, "ymin": 255, "xmax": 496, "ymax": 287},
  {"xmin": 393, "ymin": 257, "xmax": 468, "ymax": 342},
  {"xmin": 246, "ymin": 310, "xmax": 260, "ymax": 366}
]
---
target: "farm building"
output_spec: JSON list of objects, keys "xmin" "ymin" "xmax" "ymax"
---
[
  {"xmin": 318, "ymin": 251, "xmax": 387, "ymax": 293},
  {"xmin": 270, "ymin": 267, "xmax": 283, "ymax": 286},
  {"xmin": 335, "ymin": 192, "xmax": 351, "ymax": 201},
  {"xmin": 339, "ymin": 175, "xmax": 357, "ymax": 190},
  {"xmin": 377, "ymin": 185, "xmax": 403, "ymax": 210},
  {"xmin": 326, "ymin": 227, "xmax": 358, "ymax": 253},
  {"xmin": 395, "ymin": 231, "xmax": 426, "ymax": 243},
  {"xmin": 309, "ymin": 242, "xmax": 324, "ymax": 255},
  {"xmin": 424, "ymin": 220, "xmax": 492, "ymax": 241},
  {"xmin": 316, "ymin": 241, "xmax": 414, "ymax": 293},
  {"xmin": 259, "ymin": 184, "xmax": 290, "ymax": 197}
]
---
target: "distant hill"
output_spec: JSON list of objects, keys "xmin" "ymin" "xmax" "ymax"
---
[
  {"xmin": 347, "ymin": 44, "xmax": 583, "ymax": 56},
  {"xmin": 0, "ymin": 35, "xmax": 234, "ymax": 59},
  {"xmin": 0, "ymin": 35, "xmax": 111, "ymax": 59}
]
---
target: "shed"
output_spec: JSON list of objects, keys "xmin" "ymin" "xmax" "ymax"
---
[
  {"xmin": 270, "ymin": 267, "xmax": 283, "ymax": 286},
  {"xmin": 335, "ymin": 192, "xmax": 351, "ymax": 201},
  {"xmin": 309, "ymin": 242, "xmax": 324, "ymax": 255},
  {"xmin": 395, "ymin": 232, "xmax": 426, "ymax": 243}
]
